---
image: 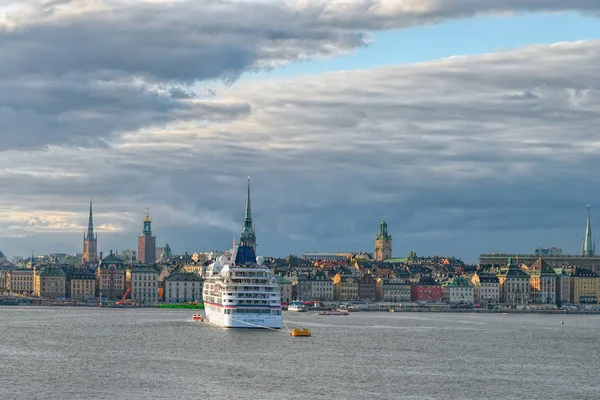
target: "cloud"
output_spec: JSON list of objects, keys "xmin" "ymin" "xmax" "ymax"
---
[
  {"xmin": 1, "ymin": 38, "xmax": 600, "ymax": 260},
  {"xmin": 2, "ymin": 0, "xmax": 600, "ymax": 150}
]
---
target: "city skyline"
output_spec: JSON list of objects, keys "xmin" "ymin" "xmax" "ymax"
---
[{"xmin": 1, "ymin": 2, "xmax": 600, "ymax": 261}]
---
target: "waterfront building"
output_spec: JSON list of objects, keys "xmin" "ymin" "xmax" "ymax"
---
[
  {"xmin": 275, "ymin": 274, "xmax": 293, "ymax": 304},
  {"xmin": 570, "ymin": 268, "xmax": 599, "ymax": 304},
  {"xmin": 130, "ymin": 266, "xmax": 159, "ymax": 305},
  {"xmin": 138, "ymin": 210, "xmax": 156, "ymax": 265},
  {"xmin": 470, "ymin": 272, "xmax": 500, "ymax": 304},
  {"xmin": 332, "ymin": 273, "xmax": 359, "ymax": 301},
  {"xmin": 82, "ymin": 201, "xmax": 99, "ymax": 266},
  {"xmin": 374, "ymin": 218, "xmax": 392, "ymax": 261},
  {"xmin": 6, "ymin": 269, "xmax": 34, "ymax": 294},
  {"xmin": 442, "ymin": 276, "xmax": 474, "ymax": 304},
  {"xmin": 553, "ymin": 268, "xmax": 571, "ymax": 306},
  {"xmin": 97, "ymin": 251, "xmax": 126, "ymax": 300},
  {"xmin": 376, "ymin": 277, "xmax": 411, "ymax": 303},
  {"xmin": 69, "ymin": 270, "xmax": 96, "ymax": 299},
  {"xmin": 36, "ymin": 266, "xmax": 67, "ymax": 298},
  {"xmin": 309, "ymin": 270, "xmax": 334, "ymax": 300},
  {"xmin": 524, "ymin": 258, "xmax": 556, "ymax": 304},
  {"xmin": 411, "ymin": 276, "xmax": 442, "ymax": 302},
  {"xmin": 497, "ymin": 257, "xmax": 530, "ymax": 305},
  {"xmin": 358, "ymin": 273, "xmax": 377, "ymax": 301},
  {"xmin": 164, "ymin": 272, "xmax": 203, "ymax": 303}
]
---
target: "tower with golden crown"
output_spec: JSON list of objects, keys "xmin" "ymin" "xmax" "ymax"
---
[{"xmin": 137, "ymin": 209, "xmax": 156, "ymax": 264}]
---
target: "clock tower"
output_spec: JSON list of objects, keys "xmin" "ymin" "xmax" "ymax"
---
[{"xmin": 374, "ymin": 218, "xmax": 392, "ymax": 261}]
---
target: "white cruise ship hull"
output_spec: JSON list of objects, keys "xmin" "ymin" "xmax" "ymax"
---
[{"xmin": 205, "ymin": 306, "xmax": 282, "ymax": 329}]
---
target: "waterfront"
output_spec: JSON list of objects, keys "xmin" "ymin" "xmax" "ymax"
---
[{"xmin": 1, "ymin": 308, "xmax": 599, "ymax": 400}]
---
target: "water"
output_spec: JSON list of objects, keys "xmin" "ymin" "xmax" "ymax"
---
[{"xmin": 1, "ymin": 307, "xmax": 599, "ymax": 400}]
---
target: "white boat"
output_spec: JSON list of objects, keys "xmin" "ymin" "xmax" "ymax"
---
[
  {"xmin": 288, "ymin": 302, "xmax": 307, "ymax": 312},
  {"xmin": 202, "ymin": 179, "xmax": 282, "ymax": 329}
]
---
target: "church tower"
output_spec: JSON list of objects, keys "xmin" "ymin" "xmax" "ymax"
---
[
  {"xmin": 374, "ymin": 218, "xmax": 392, "ymax": 261},
  {"xmin": 582, "ymin": 205, "xmax": 595, "ymax": 256},
  {"xmin": 138, "ymin": 209, "xmax": 156, "ymax": 265},
  {"xmin": 239, "ymin": 177, "xmax": 257, "ymax": 254},
  {"xmin": 82, "ymin": 201, "xmax": 98, "ymax": 265}
]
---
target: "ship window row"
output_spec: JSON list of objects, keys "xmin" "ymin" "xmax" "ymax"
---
[
  {"xmin": 231, "ymin": 308, "xmax": 273, "ymax": 314},
  {"xmin": 231, "ymin": 272, "xmax": 267, "ymax": 278}
]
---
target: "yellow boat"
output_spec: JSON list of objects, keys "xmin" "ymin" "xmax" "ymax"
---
[{"xmin": 290, "ymin": 328, "xmax": 312, "ymax": 337}]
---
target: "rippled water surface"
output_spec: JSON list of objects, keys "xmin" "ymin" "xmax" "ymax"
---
[{"xmin": 1, "ymin": 307, "xmax": 599, "ymax": 399}]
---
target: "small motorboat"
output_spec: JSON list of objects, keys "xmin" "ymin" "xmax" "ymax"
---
[
  {"xmin": 192, "ymin": 313, "xmax": 203, "ymax": 322},
  {"xmin": 290, "ymin": 328, "xmax": 311, "ymax": 337}
]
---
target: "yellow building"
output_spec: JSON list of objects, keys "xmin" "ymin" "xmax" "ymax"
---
[
  {"xmin": 69, "ymin": 271, "xmax": 97, "ymax": 299},
  {"xmin": 7, "ymin": 269, "xmax": 35, "ymax": 294},
  {"xmin": 332, "ymin": 273, "xmax": 358, "ymax": 301},
  {"xmin": 37, "ymin": 266, "xmax": 67, "ymax": 299},
  {"xmin": 374, "ymin": 218, "xmax": 392, "ymax": 261},
  {"xmin": 570, "ymin": 267, "xmax": 599, "ymax": 304}
]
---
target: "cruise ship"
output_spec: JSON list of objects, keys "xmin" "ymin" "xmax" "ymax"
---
[{"xmin": 202, "ymin": 179, "xmax": 282, "ymax": 329}]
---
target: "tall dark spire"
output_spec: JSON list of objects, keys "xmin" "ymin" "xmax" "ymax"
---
[
  {"xmin": 236, "ymin": 177, "xmax": 257, "ymax": 264},
  {"xmin": 583, "ymin": 205, "xmax": 594, "ymax": 256},
  {"xmin": 244, "ymin": 177, "xmax": 252, "ymax": 223},
  {"xmin": 86, "ymin": 201, "xmax": 95, "ymax": 240}
]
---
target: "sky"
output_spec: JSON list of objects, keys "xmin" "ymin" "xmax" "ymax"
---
[{"xmin": 1, "ymin": 0, "xmax": 600, "ymax": 262}]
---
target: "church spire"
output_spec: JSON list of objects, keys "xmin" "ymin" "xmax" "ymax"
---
[
  {"xmin": 86, "ymin": 201, "xmax": 95, "ymax": 240},
  {"xmin": 244, "ymin": 177, "xmax": 252, "ymax": 224},
  {"xmin": 240, "ymin": 177, "xmax": 256, "ymax": 248},
  {"xmin": 583, "ymin": 205, "xmax": 594, "ymax": 256}
]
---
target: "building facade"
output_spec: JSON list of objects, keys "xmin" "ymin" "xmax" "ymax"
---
[
  {"xmin": 332, "ymin": 273, "xmax": 359, "ymax": 301},
  {"xmin": 69, "ymin": 270, "xmax": 96, "ymax": 299},
  {"xmin": 131, "ymin": 266, "xmax": 159, "ymax": 305},
  {"xmin": 7, "ymin": 269, "xmax": 34, "ymax": 294},
  {"xmin": 525, "ymin": 258, "xmax": 556, "ymax": 304},
  {"xmin": 309, "ymin": 270, "xmax": 333, "ymax": 300},
  {"xmin": 82, "ymin": 201, "xmax": 99, "ymax": 265},
  {"xmin": 376, "ymin": 277, "xmax": 411, "ymax": 303},
  {"xmin": 97, "ymin": 251, "xmax": 126, "ymax": 300},
  {"xmin": 138, "ymin": 211, "xmax": 156, "ymax": 265},
  {"xmin": 497, "ymin": 257, "xmax": 530, "ymax": 305},
  {"xmin": 164, "ymin": 272, "xmax": 203, "ymax": 303},
  {"xmin": 275, "ymin": 274, "xmax": 293, "ymax": 304},
  {"xmin": 442, "ymin": 276, "xmax": 474, "ymax": 304},
  {"xmin": 471, "ymin": 272, "xmax": 500, "ymax": 304},
  {"xmin": 36, "ymin": 266, "xmax": 67, "ymax": 298},
  {"xmin": 358, "ymin": 273, "xmax": 377, "ymax": 301},
  {"xmin": 570, "ymin": 268, "xmax": 598, "ymax": 304},
  {"xmin": 554, "ymin": 268, "xmax": 571, "ymax": 306},
  {"xmin": 411, "ymin": 276, "xmax": 442, "ymax": 302},
  {"xmin": 374, "ymin": 218, "xmax": 392, "ymax": 261}
]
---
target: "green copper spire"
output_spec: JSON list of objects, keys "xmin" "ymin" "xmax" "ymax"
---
[
  {"xmin": 376, "ymin": 217, "xmax": 391, "ymax": 240},
  {"xmin": 583, "ymin": 205, "xmax": 594, "ymax": 256},
  {"xmin": 142, "ymin": 208, "xmax": 152, "ymax": 236},
  {"xmin": 240, "ymin": 177, "xmax": 256, "ymax": 249}
]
